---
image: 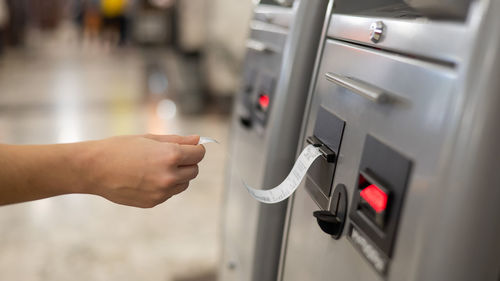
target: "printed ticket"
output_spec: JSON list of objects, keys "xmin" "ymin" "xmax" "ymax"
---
[
  {"xmin": 198, "ymin": 137, "xmax": 219, "ymax": 145},
  {"xmin": 199, "ymin": 137, "xmax": 321, "ymax": 204},
  {"xmin": 243, "ymin": 144, "xmax": 321, "ymax": 204}
]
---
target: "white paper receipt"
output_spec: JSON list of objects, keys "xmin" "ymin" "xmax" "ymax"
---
[
  {"xmin": 198, "ymin": 137, "xmax": 219, "ymax": 145},
  {"xmin": 198, "ymin": 136, "xmax": 322, "ymax": 204},
  {"xmin": 243, "ymin": 144, "xmax": 322, "ymax": 204}
]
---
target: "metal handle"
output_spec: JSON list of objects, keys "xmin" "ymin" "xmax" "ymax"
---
[
  {"xmin": 325, "ymin": 72, "xmax": 389, "ymax": 103},
  {"xmin": 246, "ymin": 39, "xmax": 274, "ymax": 53}
]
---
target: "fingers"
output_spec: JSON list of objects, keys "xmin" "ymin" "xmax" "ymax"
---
[
  {"xmin": 145, "ymin": 134, "xmax": 200, "ymax": 145},
  {"xmin": 169, "ymin": 182, "xmax": 190, "ymax": 196},
  {"xmin": 130, "ymin": 181, "xmax": 191, "ymax": 208},
  {"xmin": 175, "ymin": 165, "xmax": 199, "ymax": 182},
  {"xmin": 178, "ymin": 144, "xmax": 206, "ymax": 165}
]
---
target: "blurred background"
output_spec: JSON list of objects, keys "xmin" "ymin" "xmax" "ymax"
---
[{"xmin": 0, "ymin": 0, "xmax": 255, "ymax": 280}]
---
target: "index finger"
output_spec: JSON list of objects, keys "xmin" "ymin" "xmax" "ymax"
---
[
  {"xmin": 178, "ymin": 144, "xmax": 206, "ymax": 166},
  {"xmin": 145, "ymin": 134, "xmax": 200, "ymax": 145}
]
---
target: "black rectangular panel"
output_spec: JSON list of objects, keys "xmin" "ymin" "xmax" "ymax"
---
[
  {"xmin": 305, "ymin": 107, "xmax": 345, "ymax": 201},
  {"xmin": 313, "ymin": 106, "xmax": 345, "ymax": 153},
  {"xmin": 349, "ymin": 135, "xmax": 412, "ymax": 263}
]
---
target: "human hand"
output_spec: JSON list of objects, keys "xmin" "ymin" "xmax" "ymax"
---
[{"xmin": 81, "ymin": 134, "xmax": 205, "ymax": 208}]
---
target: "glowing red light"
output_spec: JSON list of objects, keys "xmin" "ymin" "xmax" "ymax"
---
[
  {"xmin": 259, "ymin": 94, "xmax": 270, "ymax": 109},
  {"xmin": 360, "ymin": 184, "xmax": 388, "ymax": 213}
]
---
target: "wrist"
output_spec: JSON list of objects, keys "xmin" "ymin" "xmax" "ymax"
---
[{"xmin": 68, "ymin": 140, "xmax": 101, "ymax": 195}]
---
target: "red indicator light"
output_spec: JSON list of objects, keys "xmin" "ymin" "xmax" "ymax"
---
[
  {"xmin": 258, "ymin": 94, "xmax": 270, "ymax": 109},
  {"xmin": 360, "ymin": 184, "xmax": 388, "ymax": 213}
]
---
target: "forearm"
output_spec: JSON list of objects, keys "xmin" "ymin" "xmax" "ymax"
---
[
  {"xmin": 0, "ymin": 134, "xmax": 205, "ymax": 208},
  {"xmin": 0, "ymin": 142, "xmax": 91, "ymax": 205}
]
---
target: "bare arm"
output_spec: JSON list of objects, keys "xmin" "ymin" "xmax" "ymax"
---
[{"xmin": 0, "ymin": 134, "xmax": 206, "ymax": 208}]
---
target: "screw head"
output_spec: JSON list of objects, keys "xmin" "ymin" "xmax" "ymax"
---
[{"xmin": 369, "ymin": 21, "xmax": 385, "ymax": 43}]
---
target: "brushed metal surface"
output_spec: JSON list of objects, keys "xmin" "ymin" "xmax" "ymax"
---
[
  {"xmin": 282, "ymin": 0, "xmax": 500, "ymax": 280},
  {"xmin": 219, "ymin": 1, "xmax": 330, "ymax": 281},
  {"xmin": 219, "ymin": 27, "xmax": 287, "ymax": 281},
  {"xmin": 413, "ymin": 0, "xmax": 500, "ymax": 279},
  {"xmin": 254, "ymin": 4, "xmax": 296, "ymax": 29},
  {"xmin": 327, "ymin": 13, "xmax": 470, "ymax": 65},
  {"xmin": 282, "ymin": 36, "xmax": 457, "ymax": 281},
  {"xmin": 404, "ymin": 0, "xmax": 472, "ymax": 19}
]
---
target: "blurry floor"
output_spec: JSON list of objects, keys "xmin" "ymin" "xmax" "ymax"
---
[{"xmin": 0, "ymin": 26, "xmax": 229, "ymax": 281}]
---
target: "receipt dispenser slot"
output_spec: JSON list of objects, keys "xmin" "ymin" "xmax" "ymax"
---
[{"xmin": 305, "ymin": 107, "xmax": 345, "ymax": 206}]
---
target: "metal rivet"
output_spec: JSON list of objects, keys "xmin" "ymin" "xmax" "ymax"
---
[{"xmin": 369, "ymin": 21, "xmax": 385, "ymax": 43}]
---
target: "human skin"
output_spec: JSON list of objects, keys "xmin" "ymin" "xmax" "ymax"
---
[{"xmin": 0, "ymin": 134, "xmax": 206, "ymax": 208}]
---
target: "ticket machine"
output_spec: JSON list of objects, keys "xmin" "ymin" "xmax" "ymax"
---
[
  {"xmin": 219, "ymin": 1, "xmax": 330, "ymax": 281},
  {"xmin": 280, "ymin": 0, "xmax": 500, "ymax": 280}
]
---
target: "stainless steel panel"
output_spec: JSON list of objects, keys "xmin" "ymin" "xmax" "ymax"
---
[
  {"xmin": 282, "ymin": 0, "xmax": 500, "ymax": 280},
  {"xmin": 220, "ymin": 1, "xmax": 330, "ymax": 281},
  {"xmin": 327, "ymin": 13, "xmax": 470, "ymax": 64},
  {"xmin": 404, "ymin": 0, "xmax": 472, "ymax": 19},
  {"xmin": 412, "ymin": 0, "xmax": 500, "ymax": 278},
  {"xmin": 282, "ymin": 38, "xmax": 459, "ymax": 280},
  {"xmin": 251, "ymin": 1, "xmax": 331, "ymax": 279},
  {"xmin": 219, "ymin": 27, "xmax": 287, "ymax": 281},
  {"xmin": 254, "ymin": 4, "xmax": 296, "ymax": 29}
]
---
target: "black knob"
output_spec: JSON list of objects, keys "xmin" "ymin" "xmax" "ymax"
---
[
  {"xmin": 313, "ymin": 211, "xmax": 342, "ymax": 237},
  {"xmin": 313, "ymin": 184, "xmax": 348, "ymax": 239}
]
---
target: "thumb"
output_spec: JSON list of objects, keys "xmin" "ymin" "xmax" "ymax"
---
[{"xmin": 144, "ymin": 134, "xmax": 200, "ymax": 145}]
